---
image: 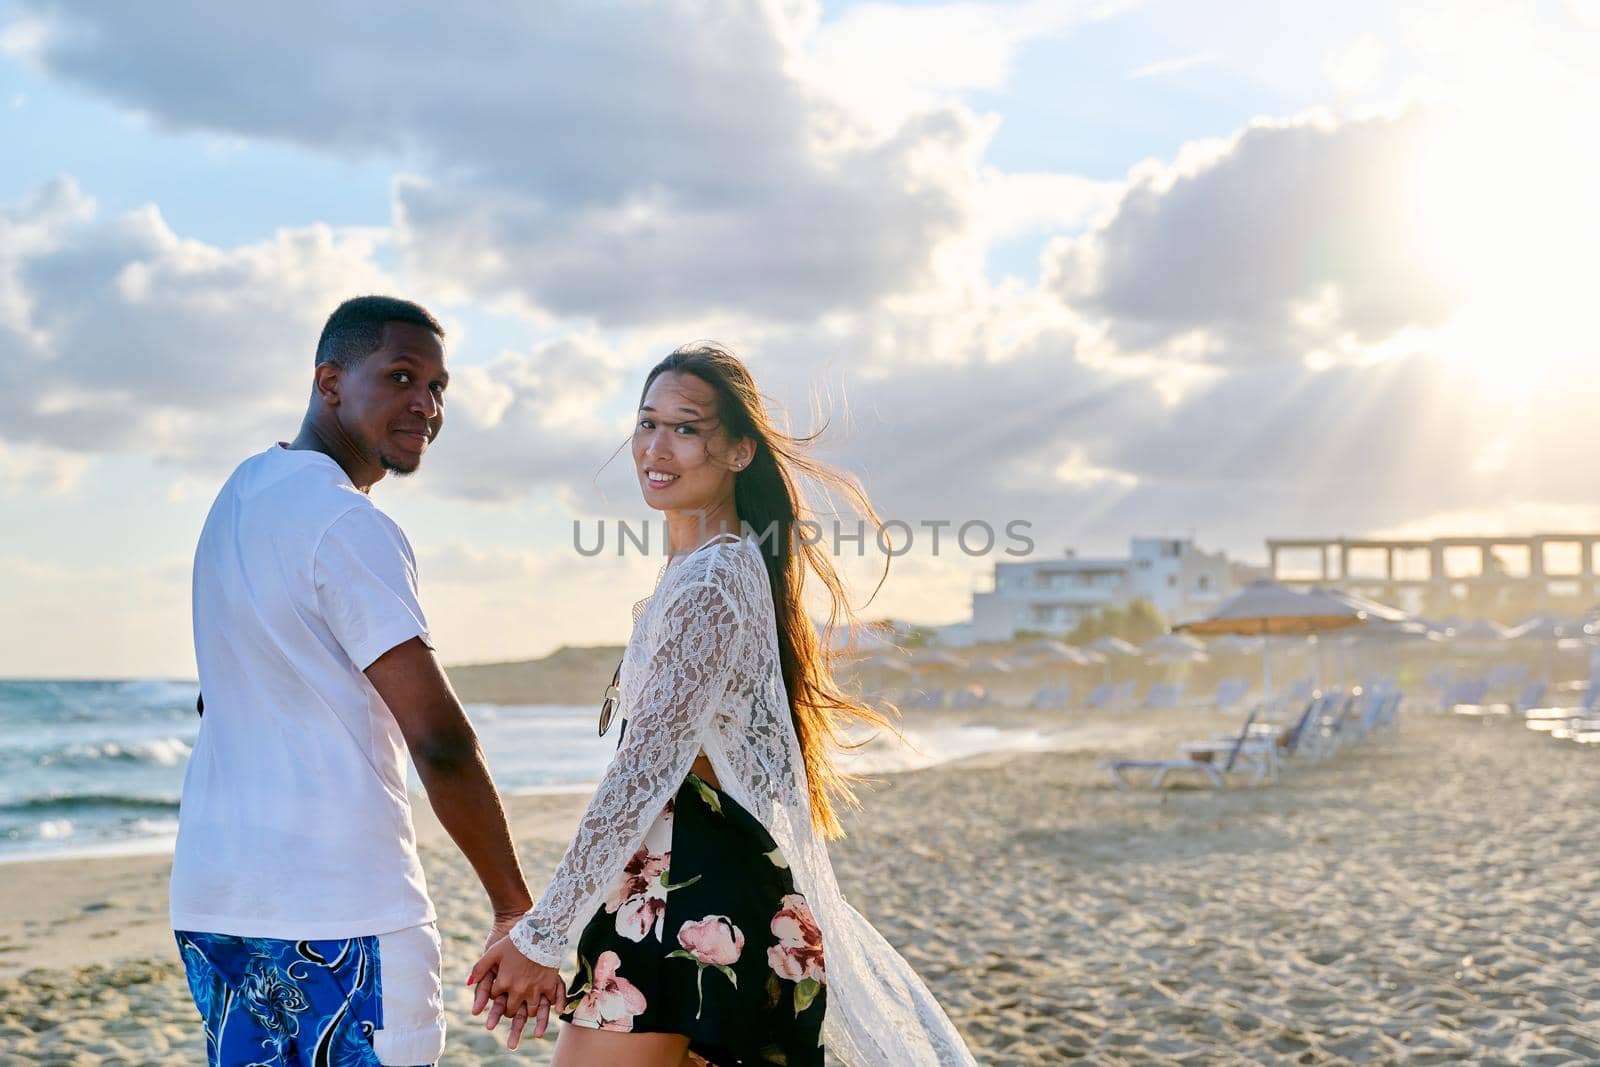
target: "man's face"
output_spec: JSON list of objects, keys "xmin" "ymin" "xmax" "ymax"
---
[{"xmin": 334, "ymin": 321, "xmax": 448, "ymax": 475}]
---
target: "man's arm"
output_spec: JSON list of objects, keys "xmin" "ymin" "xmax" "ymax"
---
[{"xmin": 365, "ymin": 636, "xmax": 532, "ymax": 924}]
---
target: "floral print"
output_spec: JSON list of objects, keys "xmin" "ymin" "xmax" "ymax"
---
[
  {"xmin": 603, "ymin": 798, "xmax": 702, "ymax": 943},
  {"xmin": 607, "ymin": 846, "xmax": 672, "ymax": 942},
  {"xmin": 567, "ymin": 950, "xmax": 648, "ymax": 1032},
  {"xmin": 675, "ymin": 915, "xmax": 745, "ymax": 966},
  {"xmin": 768, "ymin": 895, "xmax": 824, "ymax": 981},
  {"xmin": 239, "ymin": 957, "xmax": 311, "ymax": 1039},
  {"xmin": 669, "ymin": 915, "xmax": 745, "ymax": 1020},
  {"xmin": 562, "ymin": 772, "xmax": 825, "ymax": 1064},
  {"xmin": 769, "ymin": 894, "xmax": 827, "ymax": 1016}
]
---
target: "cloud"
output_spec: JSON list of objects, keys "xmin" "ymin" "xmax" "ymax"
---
[
  {"xmin": 414, "ymin": 333, "xmax": 633, "ymax": 504},
  {"xmin": 802, "ymin": 0, "xmax": 1120, "ymax": 130},
  {"xmin": 0, "ymin": 178, "xmax": 648, "ymax": 505},
  {"xmin": 1128, "ymin": 51, "xmax": 1221, "ymax": 79},
  {"xmin": 0, "ymin": 177, "xmax": 394, "ymax": 464},
  {"xmin": 11, "ymin": 0, "xmax": 1023, "ymax": 325},
  {"xmin": 976, "ymin": 169, "xmax": 1122, "ymax": 243},
  {"xmin": 0, "ymin": 439, "xmax": 90, "ymax": 495},
  {"xmin": 1323, "ymin": 33, "xmax": 1385, "ymax": 95},
  {"xmin": 1045, "ymin": 106, "xmax": 1464, "ymax": 364}
]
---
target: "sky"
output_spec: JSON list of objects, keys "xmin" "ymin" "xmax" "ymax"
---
[{"xmin": 3, "ymin": 0, "xmax": 1599, "ymax": 679}]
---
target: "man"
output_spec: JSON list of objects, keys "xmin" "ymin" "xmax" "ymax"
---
[{"xmin": 170, "ymin": 296, "xmax": 564, "ymax": 1065}]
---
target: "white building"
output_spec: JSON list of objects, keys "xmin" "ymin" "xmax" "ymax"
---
[{"xmin": 962, "ymin": 537, "xmax": 1246, "ymax": 643}]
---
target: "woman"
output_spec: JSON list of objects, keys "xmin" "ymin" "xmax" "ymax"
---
[{"xmin": 470, "ymin": 344, "xmax": 974, "ymax": 1066}]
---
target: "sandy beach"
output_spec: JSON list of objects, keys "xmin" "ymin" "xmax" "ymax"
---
[{"xmin": 2, "ymin": 707, "xmax": 1597, "ymax": 1065}]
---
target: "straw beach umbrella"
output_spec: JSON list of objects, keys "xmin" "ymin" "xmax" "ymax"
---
[
  {"xmin": 1312, "ymin": 587, "xmax": 1410, "ymax": 624},
  {"xmin": 1505, "ymin": 613, "xmax": 1571, "ymax": 642},
  {"xmin": 1175, "ymin": 580, "xmax": 1371, "ymax": 710},
  {"xmin": 1085, "ymin": 635, "xmax": 1140, "ymax": 684},
  {"xmin": 1453, "ymin": 619, "xmax": 1510, "ymax": 642},
  {"xmin": 857, "ymin": 653, "xmax": 912, "ymax": 675},
  {"xmin": 913, "ymin": 649, "xmax": 967, "ymax": 671},
  {"xmin": 1210, "ymin": 634, "xmax": 1266, "ymax": 656},
  {"xmin": 1087, "ymin": 636, "xmax": 1141, "ymax": 657},
  {"xmin": 1141, "ymin": 633, "xmax": 1208, "ymax": 657},
  {"xmin": 1310, "ymin": 587, "xmax": 1411, "ymax": 683},
  {"xmin": 1505, "ymin": 613, "xmax": 1578, "ymax": 680},
  {"xmin": 1020, "ymin": 640, "xmax": 1094, "ymax": 669},
  {"xmin": 1141, "ymin": 633, "xmax": 1209, "ymax": 684}
]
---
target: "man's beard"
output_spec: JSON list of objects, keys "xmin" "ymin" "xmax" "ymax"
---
[{"xmin": 379, "ymin": 450, "xmax": 420, "ymax": 476}]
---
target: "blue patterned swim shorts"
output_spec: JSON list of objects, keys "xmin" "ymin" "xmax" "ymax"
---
[{"xmin": 176, "ymin": 930, "xmax": 407, "ymax": 1066}]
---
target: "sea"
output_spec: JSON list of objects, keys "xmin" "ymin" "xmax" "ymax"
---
[{"xmin": 0, "ymin": 679, "xmax": 1061, "ymax": 863}]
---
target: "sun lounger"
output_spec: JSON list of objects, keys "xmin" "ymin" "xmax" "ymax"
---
[
  {"xmin": 1442, "ymin": 677, "xmax": 1490, "ymax": 712},
  {"xmin": 1521, "ymin": 680, "xmax": 1597, "ymax": 732},
  {"xmin": 1100, "ymin": 710, "xmax": 1261, "ymax": 789},
  {"xmin": 1180, "ymin": 697, "xmax": 1322, "ymax": 784},
  {"xmin": 1551, "ymin": 715, "xmax": 1600, "ymax": 743},
  {"xmin": 1369, "ymin": 690, "xmax": 1402, "ymax": 731},
  {"xmin": 949, "ymin": 685, "xmax": 989, "ymax": 711},
  {"xmin": 1486, "ymin": 663, "xmax": 1529, "ymax": 688},
  {"xmin": 1028, "ymin": 684, "xmax": 1072, "ymax": 711},
  {"xmin": 1212, "ymin": 676, "xmax": 1249, "ymax": 710},
  {"xmin": 1305, "ymin": 692, "xmax": 1362, "ymax": 759},
  {"xmin": 1525, "ymin": 706, "xmax": 1576, "ymax": 732},
  {"xmin": 1451, "ymin": 679, "xmax": 1541, "ymax": 721},
  {"xmin": 1142, "ymin": 682, "xmax": 1183, "ymax": 710}
]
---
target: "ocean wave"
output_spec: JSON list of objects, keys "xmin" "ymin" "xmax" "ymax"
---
[
  {"xmin": 36, "ymin": 737, "xmax": 193, "ymax": 768},
  {"xmin": 0, "ymin": 678, "xmax": 199, "ymax": 724},
  {"xmin": 36, "ymin": 818, "xmax": 74, "ymax": 840},
  {"xmin": 0, "ymin": 793, "xmax": 181, "ymax": 815}
]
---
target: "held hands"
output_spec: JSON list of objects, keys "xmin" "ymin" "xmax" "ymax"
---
[
  {"xmin": 469, "ymin": 933, "xmax": 567, "ymax": 1050},
  {"xmin": 470, "ymin": 916, "xmax": 523, "ymax": 1043}
]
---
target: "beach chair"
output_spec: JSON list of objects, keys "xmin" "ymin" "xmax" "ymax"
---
[
  {"xmin": 1371, "ymin": 690, "xmax": 1403, "ymax": 731},
  {"xmin": 1525, "ymin": 706, "xmax": 1576, "ymax": 732},
  {"xmin": 1568, "ymin": 719, "xmax": 1600, "ymax": 744},
  {"xmin": 950, "ymin": 685, "xmax": 990, "ymax": 711},
  {"xmin": 1522, "ymin": 680, "xmax": 1597, "ymax": 733},
  {"xmin": 1189, "ymin": 694, "xmax": 1327, "ymax": 780},
  {"xmin": 1028, "ymin": 684, "xmax": 1070, "ymax": 711},
  {"xmin": 1143, "ymin": 682, "xmax": 1183, "ymax": 710},
  {"xmin": 1454, "ymin": 679, "xmax": 1545, "ymax": 722},
  {"xmin": 1100, "ymin": 709, "xmax": 1262, "ymax": 789},
  {"xmin": 1285, "ymin": 694, "xmax": 1339, "ymax": 757},
  {"xmin": 1212, "ymin": 676, "xmax": 1249, "ymax": 710},
  {"xmin": 1297, "ymin": 691, "xmax": 1361, "ymax": 760},
  {"xmin": 1440, "ymin": 676, "xmax": 1487, "ymax": 712},
  {"xmin": 1486, "ymin": 663, "xmax": 1529, "ymax": 689}
]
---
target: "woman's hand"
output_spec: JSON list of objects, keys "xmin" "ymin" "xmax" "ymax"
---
[{"xmin": 468, "ymin": 936, "xmax": 567, "ymax": 1049}]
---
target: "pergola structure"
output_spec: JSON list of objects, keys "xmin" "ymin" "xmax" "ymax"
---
[{"xmin": 1266, "ymin": 533, "xmax": 1600, "ymax": 611}]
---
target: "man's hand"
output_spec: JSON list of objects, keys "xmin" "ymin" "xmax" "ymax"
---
[
  {"xmin": 473, "ymin": 914, "xmax": 525, "ymax": 1039},
  {"xmin": 468, "ymin": 936, "xmax": 566, "ymax": 1050}
]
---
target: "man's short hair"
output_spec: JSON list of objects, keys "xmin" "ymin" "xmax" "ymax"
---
[{"xmin": 315, "ymin": 295, "xmax": 444, "ymax": 370}]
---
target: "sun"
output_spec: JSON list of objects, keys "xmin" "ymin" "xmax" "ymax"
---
[{"xmin": 1403, "ymin": 57, "xmax": 1600, "ymax": 389}]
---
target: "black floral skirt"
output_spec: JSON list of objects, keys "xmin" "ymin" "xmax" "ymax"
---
[{"xmin": 560, "ymin": 772, "xmax": 826, "ymax": 1066}]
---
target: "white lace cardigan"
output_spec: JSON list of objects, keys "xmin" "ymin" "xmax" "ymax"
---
[{"xmin": 509, "ymin": 534, "xmax": 974, "ymax": 1065}]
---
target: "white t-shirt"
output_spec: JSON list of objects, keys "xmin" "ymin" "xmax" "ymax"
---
[{"xmin": 170, "ymin": 444, "xmax": 437, "ymax": 939}]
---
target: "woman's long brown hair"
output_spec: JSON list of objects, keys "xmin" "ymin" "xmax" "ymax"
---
[{"xmin": 642, "ymin": 343, "xmax": 896, "ymax": 839}]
